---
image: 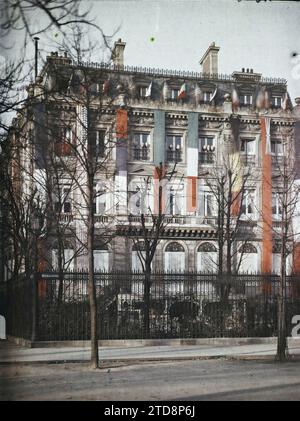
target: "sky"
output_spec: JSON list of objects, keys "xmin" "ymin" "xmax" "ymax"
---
[
  {"xmin": 1, "ymin": 0, "xmax": 300, "ymax": 104},
  {"xmin": 84, "ymin": 0, "xmax": 300, "ymax": 103}
]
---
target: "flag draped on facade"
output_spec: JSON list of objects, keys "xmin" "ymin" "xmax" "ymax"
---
[
  {"xmin": 281, "ymin": 92, "xmax": 289, "ymax": 111},
  {"xmin": 232, "ymin": 88, "xmax": 239, "ymax": 112},
  {"xmin": 145, "ymin": 81, "xmax": 152, "ymax": 98},
  {"xmin": 261, "ymin": 116, "xmax": 273, "ymax": 278},
  {"xmin": 177, "ymin": 83, "xmax": 186, "ymax": 99},
  {"xmin": 210, "ymin": 87, "xmax": 217, "ymax": 102},
  {"xmin": 103, "ymin": 79, "xmax": 110, "ymax": 95}
]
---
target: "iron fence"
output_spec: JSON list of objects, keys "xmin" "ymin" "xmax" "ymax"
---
[{"xmin": 0, "ymin": 271, "xmax": 300, "ymax": 341}]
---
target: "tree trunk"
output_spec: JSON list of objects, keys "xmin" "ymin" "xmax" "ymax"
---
[
  {"xmin": 143, "ymin": 262, "xmax": 151, "ymax": 339},
  {"xmin": 87, "ymin": 186, "xmax": 99, "ymax": 368}
]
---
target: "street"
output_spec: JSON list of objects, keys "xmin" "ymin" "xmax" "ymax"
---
[{"xmin": 1, "ymin": 358, "xmax": 300, "ymax": 401}]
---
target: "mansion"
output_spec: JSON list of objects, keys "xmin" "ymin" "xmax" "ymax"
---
[{"xmin": 5, "ymin": 39, "xmax": 300, "ymax": 278}]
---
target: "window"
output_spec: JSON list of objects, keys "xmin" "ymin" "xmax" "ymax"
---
[
  {"xmin": 132, "ymin": 133, "xmax": 150, "ymax": 161},
  {"xmin": 241, "ymin": 94, "xmax": 252, "ymax": 105},
  {"xmin": 171, "ymin": 88, "xmax": 179, "ymax": 100},
  {"xmin": 166, "ymin": 135, "xmax": 183, "ymax": 162},
  {"xmin": 132, "ymin": 242, "xmax": 146, "ymax": 272},
  {"xmin": 89, "ymin": 130, "xmax": 105, "ymax": 158},
  {"xmin": 198, "ymin": 187, "xmax": 215, "ymax": 217},
  {"xmin": 241, "ymin": 190, "xmax": 256, "ymax": 217},
  {"xmin": 199, "ymin": 136, "xmax": 215, "ymax": 164},
  {"xmin": 271, "ymin": 139, "xmax": 283, "ymax": 156},
  {"xmin": 93, "ymin": 187, "xmax": 106, "ymax": 215},
  {"xmin": 203, "ymin": 91, "xmax": 212, "ymax": 103},
  {"xmin": 271, "ymin": 96, "xmax": 282, "ymax": 108},
  {"xmin": 164, "ymin": 242, "xmax": 185, "ymax": 272},
  {"xmin": 52, "ymin": 248, "xmax": 74, "ymax": 270},
  {"xmin": 241, "ymin": 138, "xmax": 256, "ymax": 165},
  {"xmin": 54, "ymin": 126, "xmax": 73, "ymax": 156},
  {"xmin": 238, "ymin": 243, "xmax": 258, "ymax": 273},
  {"xmin": 55, "ymin": 186, "xmax": 72, "ymax": 214},
  {"xmin": 139, "ymin": 86, "xmax": 147, "ymax": 98},
  {"xmin": 89, "ymin": 83, "xmax": 99, "ymax": 95},
  {"xmin": 166, "ymin": 184, "xmax": 184, "ymax": 215},
  {"xmin": 197, "ymin": 243, "xmax": 217, "ymax": 273},
  {"xmin": 94, "ymin": 244, "xmax": 109, "ymax": 271},
  {"xmin": 272, "ymin": 192, "xmax": 282, "ymax": 217}
]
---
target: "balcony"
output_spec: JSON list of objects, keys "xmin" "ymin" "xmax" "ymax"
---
[
  {"xmin": 199, "ymin": 152, "xmax": 215, "ymax": 164},
  {"xmin": 271, "ymin": 155, "xmax": 284, "ymax": 166},
  {"xmin": 132, "ymin": 147, "xmax": 149, "ymax": 161},
  {"xmin": 58, "ymin": 213, "xmax": 74, "ymax": 224},
  {"xmin": 240, "ymin": 154, "xmax": 256, "ymax": 166},
  {"xmin": 166, "ymin": 150, "xmax": 183, "ymax": 163}
]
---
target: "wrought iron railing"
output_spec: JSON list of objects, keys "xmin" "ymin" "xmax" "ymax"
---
[
  {"xmin": 166, "ymin": 150, "xmax": 183, "ymax": 163},
  {"xmin": 72, "ymin": 60, "xmax": 287, "ymax": 85},
  {"xmin": 1, "ymin": 271, "xmax": 299, "ymax": 341},
  {"xmin": 132, "ymin": 147, "xmax": 150, "ymax": 161},
  {"xmin": 199, "ymin": 152, "xmax": 215, "ymax": 164}
]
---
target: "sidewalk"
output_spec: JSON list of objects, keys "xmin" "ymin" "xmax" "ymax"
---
[{"xmin": 1, "ymin": 339, "xmax": 300, "ymax": 363}]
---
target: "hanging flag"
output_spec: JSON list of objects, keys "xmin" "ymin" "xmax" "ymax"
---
[
  {"xmin": 103, "ymin": 79, "xmax": 110, "ymax": 95},
  {"xmin": 265, "ymin": 116, "xmax": 271, "ymax": 155},
  {"xmin": 232, "ymin": 88, "xmax": 239, "ymax": 112},
  {"xmin": 264, "ymin": 90, "xmax": 270, "ymax": 109},
  {"xmin": 195, "ymin": 84, "xmax": 201, "ymax": 105},
  {"xmin": 255, "ymin": 88, "xmax": 265, "ymax": 109},
  {"xmin": 116, "ymin": 109, "xmax": 128, "ymax": 140},
  {"xmin": 145, "ymin": 81, "xmax": 152, "ymax": 98},
  {"xmin": 163, "ymin": 82, "xmax": 169, "ymax": 100},
  {"xmin": 281, "ymin": 92, "xmax": 289, "ymax": 111},
  {"xmin": 210, "ymin": 87, "xmax": 217, "ymax": 102},
  {"xmin": 177, "ymin": 83, "xmax": 186, "ymax": 99}
]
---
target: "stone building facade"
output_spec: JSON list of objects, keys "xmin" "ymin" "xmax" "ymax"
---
[{"xmin": 6, "ymin": 39, "xmax": 299, "ymax": 276}]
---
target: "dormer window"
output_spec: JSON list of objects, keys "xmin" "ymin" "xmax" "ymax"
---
[
  {"xmin": 271, "ymin": 96, "xmax": 282, "ymax": 108},
  {"xmin": 241, "ymin": 94, "xmax": 252, "ymax": 105},
  {"xmin": 139, "ymin": 86, "xmax": 147, "ymax": 98},
  {"xmin": 203, "ymin": 91, "xmax": 212, "ymax": 103},
  {"xmin": 171, "ymin": 88, "xmax": 179, "ymax": 100}
]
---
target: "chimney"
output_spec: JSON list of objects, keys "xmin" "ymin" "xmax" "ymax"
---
[
  {"xmin": 199, "ymin": 42, "xmax": 220, "ymax": 74},
  {"xmin": 111, "ymin": 38, "xmax": 126, "ymax": 66}
]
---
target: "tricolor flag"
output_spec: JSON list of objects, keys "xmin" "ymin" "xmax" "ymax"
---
[
  {"xmin": 281, "ymin": 92, "xmax": 289, "ymax": 111},
  {"xmin": 232, "ymin": 88, "xmax": 239, "ymax": 112},
  {"xmin": 177, "ymin": 83, "xmax": 186, "ymax": 99},
  {"xmin": 210, "ymin": 87, "xmax": 217, "ymax": 102},
  {"xmin": 265, "ymin": 116, "xmax": 271, "ymax": 155},
  {"xmin": 145, "ymin": 81, "xmax": 152, "ymax": 98},
  {"xmin": 103, "ymin": 79, "xmax": 110, "ymax": 95}
]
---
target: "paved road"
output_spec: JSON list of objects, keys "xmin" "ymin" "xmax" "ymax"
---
[{"xmin": 1, "ymin": 359, "xmax": 300, "ymax": 401}]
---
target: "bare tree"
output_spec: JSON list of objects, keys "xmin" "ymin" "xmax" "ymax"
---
[{"xmin": 128, "ymin": 162, "xmax": 179, "ymax": 338}]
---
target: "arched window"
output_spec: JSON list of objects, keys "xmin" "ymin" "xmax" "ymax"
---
[
  {"xmin": 238, "ymin": 243, "xmax": 258, "ymax": 273},
  {"xmin": 94, "ymin": 242, "xmax": 109, "ymax": 271},
  {"xmin": 164, "ymin": 242, "xmax": 185, "ymax": 272},
  {"xmin": 197, "ymin": 242, "xmax": 217, "ymax": 273},
  {"xmin": 132, "ymin": 242, "xmax": 146, "ymax": 272}
]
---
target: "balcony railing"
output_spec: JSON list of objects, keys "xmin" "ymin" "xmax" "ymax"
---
[
  {"xmin": 199, "ymin": 152, "xmax": 215, "ymax": 164},
  {"xmin": 240, "ymin": 155, "xmax": 256, "ymax": 166},
  {"xmin": 271, "ymin": 155, "xmax": 284, "ymax": 166},
  {"xmin": 58, "ymin": 213, "xmax": 73, "ymax": 223},
  {"xmin": 132, "ymin": 147, "xmax": 149, "ymax": 161},
  {"xmin": 166, "ymin": 150, "xmax": 183, "ymax": 163}
]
